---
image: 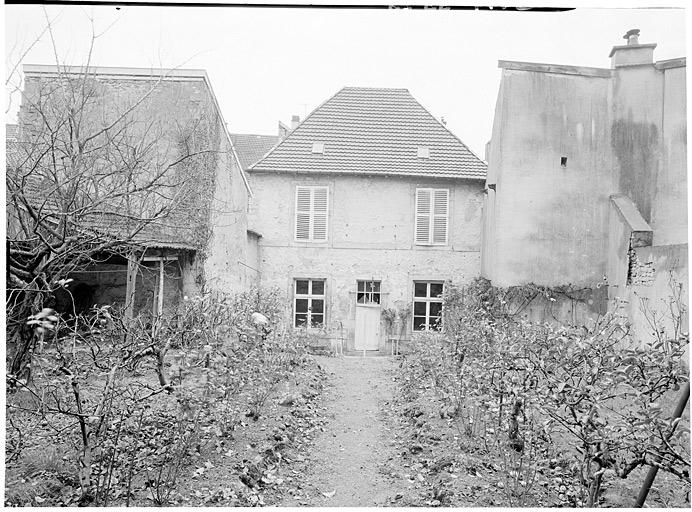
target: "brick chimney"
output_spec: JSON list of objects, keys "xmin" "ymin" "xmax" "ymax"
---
[
  {"xmin": 609, "ymin": 29, "xmax": 657, "ymax": 67},
  {"xmin": 291, "ymin": 115, "xmax": 300, "ymax": 130}
]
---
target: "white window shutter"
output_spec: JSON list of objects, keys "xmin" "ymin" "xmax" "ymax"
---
[
  {"xmin": 312, "ymin": 187, "xmax": 328, "ymax": 241},
  {"xmin": 295, "ymin": 186, "xmax": 328, "ymax": 241},
  {"xmin": 415, "ymin": 189, "xmax": 432, "ymax": 244},
  {"xmin": 295, "ymin": 187, "xmax": 311, "ymax": 240},
  {"xmin": 432, "ymin": 189, "xmax": 449, "ymax": 244}
]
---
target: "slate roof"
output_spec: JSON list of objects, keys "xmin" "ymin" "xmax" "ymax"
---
[
  {"xmin": 229, "ymin": 133, "xmax": 280, "ymax": 170},
  {"xmin": 249, "ymin": 87, "xmax": 487, "ymax": 180}
]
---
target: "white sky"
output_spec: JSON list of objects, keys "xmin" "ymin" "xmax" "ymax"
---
[{"xmin": 3, "ymin": 2, "xmax": 688, "ymax": 157}]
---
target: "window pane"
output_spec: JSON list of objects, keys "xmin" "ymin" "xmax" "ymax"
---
[
  {"xmin": 413, "ymin": 317, "xmax": 427, "ymax": 331},
  {"xmin": 311, "ymin": 314, "xmax": 324, "ymax": 326},
  {"xmin": 295, "ymin": 299, "xmax": 309, "ymax": 313},
  {"xmin": 295, "ymin": 313, "xmax": 308, "ymax": 327},
  {"xmin": 311, "ymin": 299, "xmax": 324, "ymax": 314},
  {"xmin": 430, "ymin": 283, "xmax": 444, "ymax": 298},
  {"xmin": 357, "ymin": 292, "xmax": 366, "ymax": 304},
  {"xmin": 312, "ymin": 280, "xmax": 325, "ymax": 295},
  {"xmin": 358, "ymin": 281, "xmax": 365, "ymax": 292},
  {"xmin": 372, "ymin": 294, "xmax": 381, "ymax": 305},
  {"xmin": 372, "ymin": 282, "xmax": 381, "ymax": 293},
  {"xmin": 296, "ymin": 280, "xmax": 309, "ymax": 294},
  {"xmin": 414, "ymin": 282, "xmax": 428, "ymax": 297},
  {"xmin": 413, "ymin": 301, "xmax": 426, "ymax": 316},
  {"xmin": 429, "ymin": 301, "xmax": 442, "ymax": 319}
]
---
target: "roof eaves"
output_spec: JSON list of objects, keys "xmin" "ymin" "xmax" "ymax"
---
[
  {"xmin": 22, "ymin": 64, "xmax": 210, "ymax": 81},
  {"xmin": 245, "ymin": 168, "xmax": 486, "ymax": 180}
]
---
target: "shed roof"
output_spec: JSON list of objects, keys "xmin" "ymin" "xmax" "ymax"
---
[{"xmin": 249, "ymin": 87, "xmax": 486, "ymax": 180}]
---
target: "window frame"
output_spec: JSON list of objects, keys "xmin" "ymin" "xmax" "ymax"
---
[
  {"xmin": 295, "ymin": 185, "xmax": 329, "ymax": 242},
  {"xmin": 414, "ymin": 188, "xmax": 449, "ymax": 246},
  {"xmin": 356, "ymin": 280, "xmax": 381, "ymax": 305},
  {"xmin": 412, "ymin": 281, "xmax": 445, "ymax": 331},
  {"xmin": 293, "ymin": 278, "xmax": 326, "ymax": 328}
]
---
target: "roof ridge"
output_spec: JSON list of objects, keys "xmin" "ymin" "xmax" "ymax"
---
[{"xmin": 341, "ymin": 86, "xmax": 409, "ymax": 91}]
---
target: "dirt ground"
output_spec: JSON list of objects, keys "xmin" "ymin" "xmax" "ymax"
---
[
  {"xmin": 267, "ymin": 355, "xmax": 410, "ymax": 507},
  {"xmin": 7, "ymin": 351, "xmax": 688, "ymax": 507}
]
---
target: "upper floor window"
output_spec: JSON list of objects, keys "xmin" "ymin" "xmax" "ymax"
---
[
  {"xmin": 415, "ymin": 188, "xmax": 449, "ymax": 245},
  {"xmin": 412, "ymin": 281, "xmax": 444, "ymax": 331},
  {"xmin": 295, "ymin": 186, "xmax": 328, "ymax": 242},
  {"xmin": 294, "ymin": 279, "xmax": 325, "ymax": 328}
]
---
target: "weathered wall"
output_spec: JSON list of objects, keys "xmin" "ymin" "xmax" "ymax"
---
[
  {"xmin": 248, "ymin": 172, "xmax": 484, "ymax": 350},
  {"xmin": 625, "ymin": 243, "xmax": 688, "ymax": 343},
  {"xmin": 651, "ymin": 65, "xmax": 688, "ymax": 246},
  {"xmin": 610, "ymin": 64, "xmax": 663, "ymax": 225},
  {"xmin": 203, "ymin": 130, "xmax": 256, "ymax": 295},
  {"xmin": 483, "ymin": 68, "xmax": 616, "ymax": 288},
  {"xmin": 483, "ymin": 56, "xmax": 686, "ymax": 317}
]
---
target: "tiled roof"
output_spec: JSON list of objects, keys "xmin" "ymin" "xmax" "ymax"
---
[
  {"xmin": 230, "ymin": 133, "xmax": 280, "ymax": 170},
  {"xmin": 249, "ymin": 87, "xmax": 487, "ymax": 180}
]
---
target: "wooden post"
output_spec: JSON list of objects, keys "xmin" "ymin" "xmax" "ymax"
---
[
  {"xmin": 124, "ymin": 254, "xmax": 138, "ymax": 326},
  {"xmin": 154, "ymin": 259, "xmax": 164, "ymax": 336},
  {"xmin": 157, "ymin": 259, "xmax": 164, "ymax": 317}
]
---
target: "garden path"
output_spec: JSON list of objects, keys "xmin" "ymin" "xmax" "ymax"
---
[{"xmin": 272, "ymin": 355, "xmax": 410, "ymax": 506}]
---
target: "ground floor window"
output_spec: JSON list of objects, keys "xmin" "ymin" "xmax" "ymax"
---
[
  {"xmin": 357, "ymin": 280, "xmax": 381, "ymax": 304},
  {"xmin": 412, "ymin": 281, "xmax": 444, "ymax": 331},
  {"xmin": 294, "ymin": 279, "xmax": 325, "ymax": 327}
]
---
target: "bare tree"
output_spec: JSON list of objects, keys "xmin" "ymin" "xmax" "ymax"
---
[{"xmin": 6, "ymin": 20, "xmax": 220, "ymax": 379}]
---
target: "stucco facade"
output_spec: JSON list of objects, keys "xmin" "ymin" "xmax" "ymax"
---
[
  {"xmin": 248, "ymin": 172, "xmax": 484, "ymax": 351},
  {"xmin": 482, "ymin": 31, "xmax": 687, "ymax": 336}
]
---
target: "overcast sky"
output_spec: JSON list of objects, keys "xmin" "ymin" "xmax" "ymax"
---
[{"xmin": 4, "ymin": 2, "xmax": 687, "ymax": 158}]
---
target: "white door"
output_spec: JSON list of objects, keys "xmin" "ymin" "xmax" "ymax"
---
[{"xmin": 355, "ymin": 304, "xmax": 380, "ymax": 350}]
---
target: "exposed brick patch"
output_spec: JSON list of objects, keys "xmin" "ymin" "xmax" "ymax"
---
[{"xmin": 627, "ymin": 249, "xmax": 655, "ymax": 286}]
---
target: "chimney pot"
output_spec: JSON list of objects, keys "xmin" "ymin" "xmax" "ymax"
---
[
  {"xmin": 609, "ymin": 29, "xmax": 655, "ymax": 67},
  {"xmin": 291, "ymin": 115, "xmax": 300, "ymax": 130},
  {"xmin": 624, "ymin": 28, "xmax": 640, "ymax": 45}
]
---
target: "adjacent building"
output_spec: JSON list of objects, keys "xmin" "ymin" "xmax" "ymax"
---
[
  {"xmin": 9, "ymin": 65, "xmax": 256, "ymax": 321},
  {"xmin": 481, "ymin": 30, "xmax": 687, "ymax": 337},
  {"xmin": 246, "ymin": 87, "xmax": 487, "ymax": 352}
]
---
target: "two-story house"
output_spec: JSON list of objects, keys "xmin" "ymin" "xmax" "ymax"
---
[{"xmin": 247, "ymin": 86, "xmax": 487, "ymax": 353}]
